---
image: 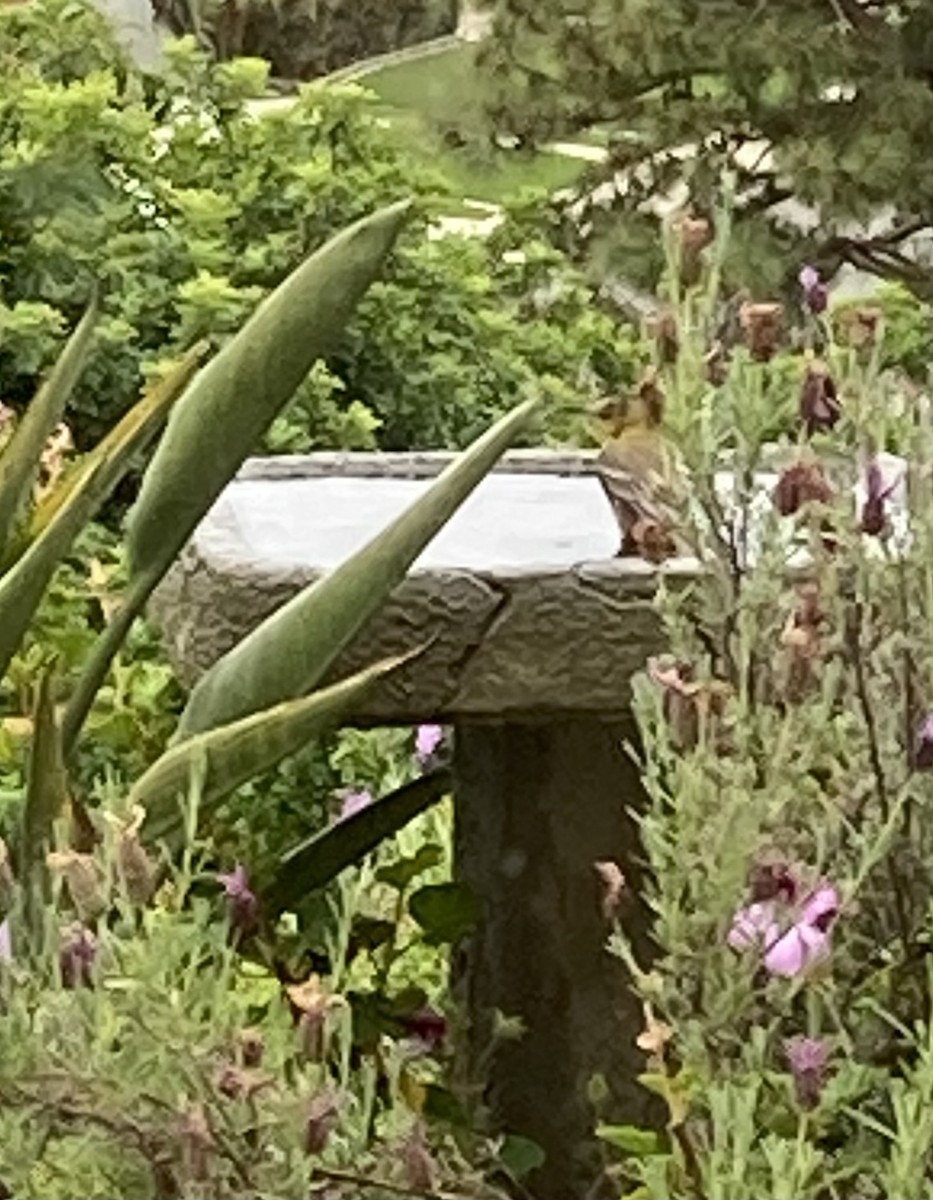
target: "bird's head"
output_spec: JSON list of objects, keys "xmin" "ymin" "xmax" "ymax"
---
[{"xmin": 590, "ymin": 369, "xmax": 664, "ymax": 436}]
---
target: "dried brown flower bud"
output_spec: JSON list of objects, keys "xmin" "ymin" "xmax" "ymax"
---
[
  {"xmin": 740, "ymin": 301, "xmax": 784, "ymax": 362},
  {"xmin": 637, "ymin": 367, "xmax": 665, "ymax": 426},
  {"xmin": 704, "ymin": 341, "xmax": 728, "ymax": 386},
  {"xmin": 286, "ymin": 975, "xmax": 346, "ymax": 1062},
  {"xmin": 799, "ymin": 359, "xmax": 841, "ymax": 436},
  {"xmin": 679, "ymin": 214, "xmax": 713, "ymax": 255},
  {"xmin": 216, "ymin": 1064, "xmax": 270, "ymax": 1101},
  {"xmin": 47, "ymin": 850, "xmax": 106, "ymax": 921},
  {"xmin": 105, "ymin": 806, "xmax": 156, "ymax": 906},
  {"xmin": 780, "ymin": 583, "xmax": 828, "ymax": 702},
  {"xmin": 648, "ymin": 658, "xmax": 731, "ymax": 751},
  {"xmin": 647, "ymin": 308, "xmax": 679, "ymax": 364},
  {"xmin": 401, "ymin": 1121, "xmax": 436, "ymax": 1194},
  {"xmin": 595, "ymin": 860, "xmax": 626, "ymax": 920},
  {"xmin": 305, "ymin": 1089, "xmax": 341, "ymax": 1155},
  {"xmin": 237, "ymin": 1027, "xmax": 264, "ymax": 1068},
  {"xmin": 773, "ymin": 461, "xmax": 834, "ymax": 517},
  {"xmin": 59, "ymin": 922, "xmax": 96, "ymax": 989}
]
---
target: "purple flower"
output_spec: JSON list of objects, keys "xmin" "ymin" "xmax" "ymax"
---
[
  {"xmin": 729, "ymin": 873, "xmax": 840, "ymax": 979},
  {"xmin": 59, "ymin": 923, "xmax": 97, "ymax": 989},
  {"xmin": 400, "ymin": 1007, "xmax": 448, "ymax": 1053},
  {"xmin": 799, "ymin": 265, "xmax": 829, "ymax": 314},
  {"xmin": 763, "ymin": 922, "xmax": 830, "ymax": 978},
  {"xmin": 799, "ymin": 882, "xmax": 839, "ymax": 929},
  {"xmin": 861, "ymin": 458, "xmax": 899, "ymax": 537},
  {"xmin": 218, "ymin": 864, "xmax": 259, "ymax": 934},
  {"xmin": 749, "ymin": 861, "xmax": 797, "ymax": 904},
  {"xmin": 728, "ymin": 901, "xmax": 780, "ymax": 952},
  {"xmin": 338, "ymin": 788, "xmax": 373, "ymax": 821},
  {"xmin": 415, "ymin": 724, "xmax": 444, "ymax": 765},
  {"xmin": 913, "ymin": 713, "xmax": 933, "ymax": 769},
  {"xmin": 784, "ymin": 1035, "xmax": 829, "ymax": 1109}
]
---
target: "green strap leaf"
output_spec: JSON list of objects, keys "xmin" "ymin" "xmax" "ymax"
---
[
  {"xmin": 136, "ymin": 652, "xmax": 415, "ymax": 848},
  {"xmin": 126, "ymin": 199, "xmax": 413, "ymax": 585},
  {"xmin": 177, "ymin": 395, "xmax": 538, "ymax": 738},
  {"xmin": 263, "ymin": 768, "xmax": 452, "ymax": 914},
  {"xmin": 0, "ymin": 297, "xmax": 98, "ymax": 559},
  {"xmin": 20, "ymin": 667, "xmax": 69, "ymax": 929},
  {"xmin": 0, "ymin": 347, "xmax": 207, "ymax": 684}
]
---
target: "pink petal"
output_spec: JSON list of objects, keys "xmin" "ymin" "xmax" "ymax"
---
[
  {"xmin": 415, "ymin": 724, "xmax": 443, "ymax": 759},
  {"xmin": 800, "ymin": 883, "xmax": 839, "ymax": 926},
  {"xmin": 339, "ymin": 789, "xmax": 373, "ymax": 821},
  {"xmin": 764, "ymin": 923, "xmax": 829, "ymax": 978},
  {"xmin": 0, "ymin": 918, "xmax": 11, "ymax": 963},
  {"xmin": 798, "ymin": 265, "xmax": 820, "ymax": 290}
]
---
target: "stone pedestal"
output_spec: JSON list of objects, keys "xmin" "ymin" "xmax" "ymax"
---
[
  {"xmin": 149, "ymin": 451, "xmax": 686, "ymax": 1198},
  {"xmin": 455, "ymin": 719, "xmax": 658, "ymax": 1199}
]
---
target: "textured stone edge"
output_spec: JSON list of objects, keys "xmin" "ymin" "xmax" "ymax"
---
[
  {"xmin": 235, "ymin": 449, "xmax": 602, "ymax": 481},
  {"xmin": 149, "ymin": 537, "xmax": 685, "ymax": 721}
]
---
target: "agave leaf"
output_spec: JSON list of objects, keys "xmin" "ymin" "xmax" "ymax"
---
[
  {"xmin": 29, "ymin": 343, "xmax": 209, "ymax": 548},
  {"xmin": 0, "ymin": 347, "xmax": 207, "ymax": 683},
  {"xmin": 177, "ymin": 396, "xmax": 538, "ymax": 738},
  {"xmin": 263, "ymin": 768, "xmax": 452, "ymax": 914},
  {"xmin": 136, "ymin": 651, "xmax": 415, "ymax": 848},
  {"xmin": 127, "ymin": 200, "xmax": 412, "ymax": 586},
  {"xmin": 0, "ymin": 298, "xmax": 98, "ymax": 559},
  {"xmin": 20, "ymin": 668, "xmax": 69, "ymax": 924}
]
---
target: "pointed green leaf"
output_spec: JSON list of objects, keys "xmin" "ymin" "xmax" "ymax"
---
[
  {"xmin": 408, "ymin": 881, "xmax": 479, "ymax": 945},
  {"xmin": 178, "ymin": 396, "xmax": 538, "ymax": 738},
  {"xmin": 127, "ymin": 200, "xmax": 413, "ymax": 585},
  {"xmin": 264, "ymin": 769, "xmax": 452, "ymax": 913},
  {"xmin": 499, "ymin": 1135, "xmax": 547, "ymax": 1181},
  {"xmin": 29, "ymin": 342, "xmax": 209, "ymax": 547},
  {"xmin": 136, "ymin": 653, "xmax": 415, "ymax": 848},
  {"xmin": 374, "ymin": 842, "xmax": 445, "ymax": 891},
  {"xmin": 0, "ymin": 347, "xmax": 208, "ymax": 682},
  {"xmin": 20, "ymin": 668, "xmax": 69, "ymax": 924},
  {"xmin": 0, "ymin": 298, "xmax": 97, "ymax": 558},
  {"xmin": 597, "ymin": 1125, "xmax": 666, "ymax": 1157}
]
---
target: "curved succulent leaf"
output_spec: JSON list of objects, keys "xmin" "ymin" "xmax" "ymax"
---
[
  {"xmin": 126, "ymin": 200, "xmax": 412, "ymax": 585},
  {"xmin": 263, "ymin": 769, "xmax": 452, "ymax": 914},
  {"xmin": 20, "ymin": 668, "xmax": 68, "ymax": 929},
  {"xmin": 0, "ymin": 298, "xmax": 97, "ymax": 558},
  {"xmin": 135, "ymin": 652, "xmax": 415, "ymax": 848},
  {"xmin": 0, "ymin": 348, "xmax": 207, "ymax": 682},
  {"xmin": 177, "ymin": 395, "xmax": 538, "ymax": 738}
]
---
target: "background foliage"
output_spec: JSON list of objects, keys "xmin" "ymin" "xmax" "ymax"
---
[
  {"xmin": 0, "ymin": 0, "xmax": 631, "ymax": 460},
  {"xmin": 477, "ymin": 0, "xmax": 933, "ymax": 301}
]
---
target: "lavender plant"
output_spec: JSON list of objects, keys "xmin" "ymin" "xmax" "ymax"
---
[{"xmin": 605, "ymin": 215, "xmax": 933, "ymax": 1199}]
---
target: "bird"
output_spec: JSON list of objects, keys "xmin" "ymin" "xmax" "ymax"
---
[{"xmin": 592, "ymin": 369, "xmax": 685, "ymax": 563}]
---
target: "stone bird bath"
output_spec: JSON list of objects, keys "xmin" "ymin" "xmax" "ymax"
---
[{"xmin": 151, "ymin": 450, "xmax": 695, "ymax": 1198}]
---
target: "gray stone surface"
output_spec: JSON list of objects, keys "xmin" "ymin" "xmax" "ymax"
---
[{"xmin": 150, "ymin": 451, "xmax": 688, "ymax": 720}]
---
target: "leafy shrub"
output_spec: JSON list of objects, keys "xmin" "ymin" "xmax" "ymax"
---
[
  {"xmin": 831, "ymin": 281, "xmax": 933, "ymax": 382},
  {"xmin": 600, "ymin": 231, "xmax": 933, "ymax": 1198},
  {"xmin": 0, "ymin": 798, "xmax": 492, "ymax": 1200},
  {"xmin": 0, "ymin": 0, "xmax": 633, "ymax": 458}
]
